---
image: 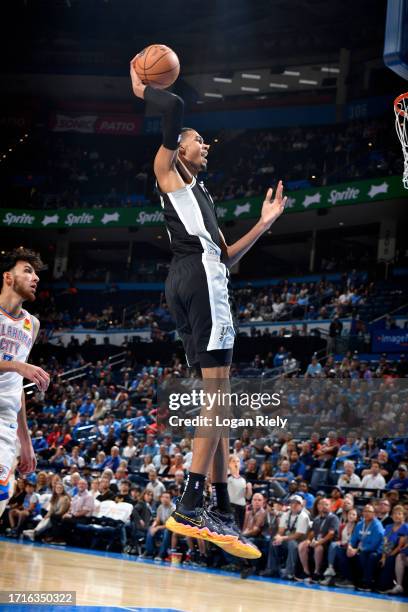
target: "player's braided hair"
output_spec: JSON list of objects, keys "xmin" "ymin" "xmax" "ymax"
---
[{"xmin": 0, "ymin": 247, "xmax": 44, "ymax": 290}]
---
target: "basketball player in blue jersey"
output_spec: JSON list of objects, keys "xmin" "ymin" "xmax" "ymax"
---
[
  {"xmin": 131, "ymin": 61, "xmax": 286, "ymax": 559},
  {"xmin": 0, "ymin": 248, "xmax": 50, "ymax": 518}
]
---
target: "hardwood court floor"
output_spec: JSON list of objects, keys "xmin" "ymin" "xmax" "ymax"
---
[{"xmin": 0, "ymin": 540, "xmax": 406, "ymax": 612}]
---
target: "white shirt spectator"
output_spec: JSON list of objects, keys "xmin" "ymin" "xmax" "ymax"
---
[
  {"xmin": 146, "ymin": 479, "xmax": 166, "ymax": 502},
  {"xmin": 361, "ymin": 473, "xmax": 386, "ymax": 490},
  {"xmin": 122, "ymin": 445, "xmax": 137, "ymax": 459},
  {"xmin": 279, "ymin": 509, "xmax": 310, "ymax": 535},
  {"xmin": 337, "ymin": 473, "xmax": 362, "ymax": 488}
]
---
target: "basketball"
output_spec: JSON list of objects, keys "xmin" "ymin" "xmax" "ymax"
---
[{"xmin": 133, "ymin": 44, "xmax": 180, "ymax": 89}]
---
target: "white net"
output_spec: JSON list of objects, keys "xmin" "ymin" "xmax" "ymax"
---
[{"xmin": 394, "ymin": 93, "xmax": 408, "ymax": 189}]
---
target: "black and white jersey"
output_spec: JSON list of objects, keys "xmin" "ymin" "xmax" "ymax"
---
[{"xmin": 158, "ymin": 176, "xmax": 221, "ymax": 258}]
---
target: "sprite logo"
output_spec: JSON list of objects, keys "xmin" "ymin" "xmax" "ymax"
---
[
  {"xmin": 137, "ymin": 210, "xmax": 164, "ymax": 225},
  {"xmin": 3, "ymin": 212, "xmax": 35, "ymax": 225},
  {"xmin": 328, "ymin": 187, "xmax": 360, "ymax": 205},
  {"xmin": 65, "ymin": 213, "xmax": 94, "ymax": 226}
]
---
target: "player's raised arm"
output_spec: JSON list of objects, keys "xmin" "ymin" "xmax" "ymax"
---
[
  {"xmin": 130, "ymin": 59, "xmax": 185, "ymax": 193},
  {"xmin": 219, "ymin": 181, "xmax": 287, "ymax": 268}
]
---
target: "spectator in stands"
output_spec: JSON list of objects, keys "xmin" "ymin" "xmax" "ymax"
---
[
  {"xmin": 152, "ymin": 444, "xmax": 167, "ymax": 469},
  {"xmin": 162, "ymin": 433, "xmax": 176, "ymax": 456},
  {"xmin": 96, "ymin": 476, "xmax": 116, "ymax": 502},
  {"xmin": 68, "ymin": 446, "xmax": 85, "ymax": 469},
  {"xmin": 49, "ymin": 446, "xmax": 69, "ymax": 470},
  {"xmin": 143, "ymin": 492, "xmax": 175, "ymax": 560},
  {"xmin": 36, "ymin": 472, "xmax": 50, "ymax": 495},
  {"xmin": 327, "ymin": 317, "xmax": 343, "ymax": 354},
  {"xmin": 63, "ymin": 472, "xmax": 81, "ymax": 497},
  {"xmin": 146, "ymin": 469, "xmax": 166, "ymax": 503},
  {"xmin": 240, "ymin": 493, "xmax": 267, "ymax": 579},
  {"xmin": 115, "ymin": 480, "xmax": 133, "ymax": 505},
  {"xmin": 140, "ymin": 454, "xmax": 155, "ymax": 475},
  {"xmin": 7, "ymin": 481, "xmax": 41, "ymax": 537},
  {"xmin": 261, "ymin": 495, "xmax": 310, "ymax": 579},
  {"xmin": 296, "ymin": 498, "xmax": 339, "ymax": 582},
  {"xmin": 335, "ymin": 503, "xmax": 384, "ymax": 591},
  {"xmin": 337, "ymin": 433, "xmax": 361, "ymax": 459},
  {"xmin": 337, "ymin": 461, "xmax": 362, "ymax": 489},
  {"xmin": 79, "ymin": 396, "xmax": 95, "ymax": 417},
  {"xmin": 361, "ymin": 461, "xmax": 386, "ymax": 491},
  {"xmin": 283, "ymin": 352, "xmax": 298, "ymax": 376},
  {"xmin": 23, "ymin": 482, "xmax": 71, "ymax": 543},
  {"xmin": 244, "ymin": 458, "xmax": 260, "ymax": 484},
  {"xmin": 100, "ymin": 446, "xmax": 121, "ymax": 472},
  {"xmin": 273, "ymin": 346, "xmax": 287, "ymax": 368},
  {"xmin": 321, "ymin": 507, "xmax": 359, "ymax": 585},
  {"xmin": 141, "ymin": 434, "xmax": 159, "ymax": 457},
  {"xmin": 305, "ymin": 356, "xmax": 323, "ymax": 378},
  {"xmin": 32, "ymin": 431, "xmax": 48, "ymax": 455},
  {"xmin": 377, "ymin": 504, "xmax": 407, "ymax": 593},
  {"xmin": 126, "ymin": 489, "xmax": 154, "ymax": 555},
  {"xmin": 376, "ymin": 498, "xmax": 394, "ymax": 527},
  {"xmin": 157, "ymin": 454, "xmax": 171, "ymax": 478},
  {"xmin": 122, "ymin": 435, "xmax": 138, "ymax": 460},
  {"xmin": 298, "ymin": 481, "xmax": 315, "ymax": 511},
  {"xmin": 168, "ymin": 453, "xmax": 185, "ymax": 477},
  {"xmin": 314, "ymin": 431, "xmax": 339, "ymax": 468},
  {"xmin": 271, "ymin": 459, "xmax": 295, "ymax": 491},
  {"xmin": 329, "ymin": 487, "xmax": 344, "ymax": 515},
  {"xmin": 57, "ymin": 478, "xmax": 94, "ymax": 543},
  {"xmin": 298, "ymin": 442, "xmax": 315, "ymax": 482},
  {"xmin": 375, "ymin": 449, "xmax": 396, "ymax": 481},
  {"xmin": 387, "ymin": 464, "xmax": 408, "ymax": 491},
  {"xmin": 289, "ymin": 450, "xmax": 306, "ymax": 481}
]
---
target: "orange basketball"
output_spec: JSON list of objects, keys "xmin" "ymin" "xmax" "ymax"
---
[{"xmin": 133, "ymin": 44, "xmax": 180, "ymax": 89}]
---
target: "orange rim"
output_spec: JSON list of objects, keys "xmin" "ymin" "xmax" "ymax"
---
[{"xmin": 394, "ymin": 92, "xmax": 408, "ymax": 118}]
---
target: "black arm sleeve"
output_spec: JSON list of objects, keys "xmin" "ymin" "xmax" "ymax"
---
[{"xmin": 144, "ymin": 86, "xmax": 184, "ymax": 150}]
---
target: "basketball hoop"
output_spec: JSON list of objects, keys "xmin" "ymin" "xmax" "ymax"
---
[{"xmin": 394, "ymin": 92, "xmax": 408, "ymax": 188}]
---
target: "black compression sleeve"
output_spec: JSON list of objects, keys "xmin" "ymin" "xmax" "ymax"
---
[{"xmin": 144, "ymin": 86, "xmax": 184, "ymax": 150}]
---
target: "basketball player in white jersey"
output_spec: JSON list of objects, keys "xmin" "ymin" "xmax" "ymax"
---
[{"xmin": 0, "ymin": 248, "xmax": 50, "ymax": 517}]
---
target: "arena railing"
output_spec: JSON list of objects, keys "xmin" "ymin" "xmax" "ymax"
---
[
  {"xmin": 370, "ymin": 301, "xmax": 408, "ymax": 325},
  {"xmin": 23, "ymin": 350, "xmax": 128, "ymax": 395}
]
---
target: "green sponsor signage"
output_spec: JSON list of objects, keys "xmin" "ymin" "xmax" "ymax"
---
[{"xmin": 0, "ymin": 176, "xmax": 405, "ymax": 229}]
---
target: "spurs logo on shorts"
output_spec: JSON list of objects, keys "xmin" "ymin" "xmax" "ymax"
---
[{"xmin": 218, "ymin": 325, "xmax": 229, "ymax": 342}]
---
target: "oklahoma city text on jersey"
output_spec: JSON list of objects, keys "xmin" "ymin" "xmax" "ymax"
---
[{"xmin": 0, "ymin": 321, "xmax": 33, "ymax": 358}]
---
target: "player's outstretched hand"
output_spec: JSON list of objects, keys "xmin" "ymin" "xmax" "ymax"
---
[
  {"xmin": 130, "ymin": 57, "xmax": 146, "ymax": 99},
  {"xmin": 16, "ymin": 362, "xmax": 50, "ymax": 392},
  {"xmin": 260, "ymin": 181, "xmax": 287, "ymax": 230}
]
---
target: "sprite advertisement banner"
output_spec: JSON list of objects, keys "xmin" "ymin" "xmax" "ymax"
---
[{"xmin": 0, "ymin": 176, "xmax": 405, "ymax": 229}]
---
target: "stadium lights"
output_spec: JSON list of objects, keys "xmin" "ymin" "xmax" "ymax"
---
[
  {"xmin": 321, "ymin": 67, "xmax": 340, "ymax": 73},
  {"xmin": 269, "ymin": 83, "xmax": 288, "ymax": 89},
  {"xmin": 213, "ymin": 77, "xmax": 232, "ymax": 83},
  {"xmin": 204, "ymin": 92, "xmax": 223, "ymax": 98},
  {"xmin": 284, "ymin": 70, "xmax": 300, "ymax": 76},
  {"xmin": 241, "ymin": 86, "xmax": 260, "ymax": 92},
  {"xmin": 241, "ymin": 73, "xmax": 261, "ymax": 79},
  {"xmin": 299, "ymin": 79, "xmax": 318, "ymax": 85}
]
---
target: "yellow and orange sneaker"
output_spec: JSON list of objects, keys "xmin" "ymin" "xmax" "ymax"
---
[{"xmin": 165, "ymin": 504, "xmax": 238, "ymax": 546}]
